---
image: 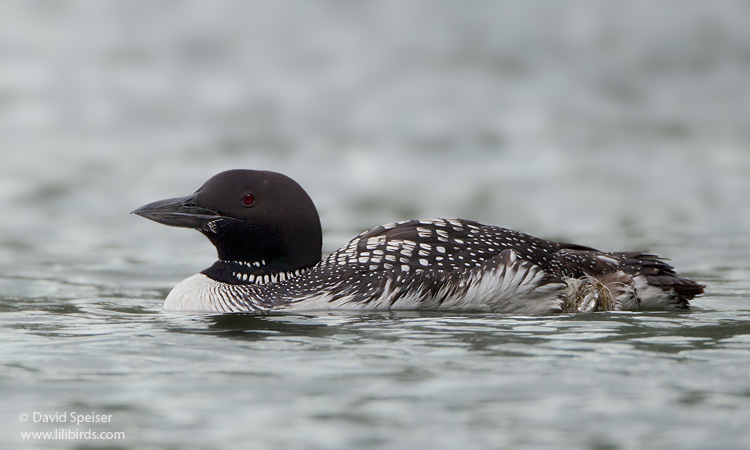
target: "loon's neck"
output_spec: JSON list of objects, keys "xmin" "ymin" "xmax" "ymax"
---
[
  {"xmin": 201, "ymin": 259, "xmax": 312, "ymax": 285},
  {"xmin": 198, "ymin": 217, "xmax": 322, "ymax": 286}
]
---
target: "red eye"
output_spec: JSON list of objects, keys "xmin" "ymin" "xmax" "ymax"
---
[{"xmin": 242, "ymin": 194, "xmax": 255, "ymax": 206}]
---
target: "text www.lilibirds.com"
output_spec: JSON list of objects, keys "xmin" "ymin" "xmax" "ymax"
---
[{"xmin": 18, "ymin": 411, "xmax": 125, "ymax": 441}]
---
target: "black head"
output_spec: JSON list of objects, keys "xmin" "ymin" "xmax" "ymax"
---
[{"xmin": 133, "ymin": 170, "xmax": 322, "ymax": 281}]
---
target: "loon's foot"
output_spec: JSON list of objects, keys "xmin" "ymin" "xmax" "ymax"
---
[{"xmin": 562, "ymin": 272, "xmax": 638, "ymax": 313}]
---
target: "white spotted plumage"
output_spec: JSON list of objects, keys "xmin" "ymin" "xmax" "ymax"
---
[
  {"xmin": 136, "ymin": 170, "xmax": 703, "ymax": 314},
  {"xmin": 163, "ymin": 218, "xmax": 702, "ymax": 313}
]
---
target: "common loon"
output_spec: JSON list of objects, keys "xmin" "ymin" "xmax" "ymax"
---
[{"xmin": 133, "ymin": 169, "xmax": 704, "ymax": 314}]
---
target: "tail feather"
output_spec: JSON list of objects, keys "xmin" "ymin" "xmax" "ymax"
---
[
  {"xmin": 552, "ymin": 250, "xmax": 705, "ymax": 311},
  {"xmin": 613, "ymin": 252, "xmax": 705, "ymax": 301}
]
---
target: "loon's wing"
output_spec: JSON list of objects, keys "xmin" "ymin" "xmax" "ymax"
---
[
  {"xmin": 278, "ymin": 219, "xmax": 566, "ymax": 313},
  {"xmin": 271, "ymin": 219, "xmax": 703, "ymax": 313}
]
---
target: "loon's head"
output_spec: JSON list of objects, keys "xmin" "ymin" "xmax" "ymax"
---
[{"xmin": 133, "ymin": 170, "xmax": 322, "ymax": 277}]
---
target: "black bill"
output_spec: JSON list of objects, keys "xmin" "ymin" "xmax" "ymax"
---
[{"xmin": 131, "ymin": 194, "xmax": 222, "ymax": 230}]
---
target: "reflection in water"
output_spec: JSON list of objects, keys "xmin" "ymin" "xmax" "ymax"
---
[
  {"xmin": 203, "ymin": 313, "xmax": 340, "ymax": 340},
  {"xmin": 158, "ymin": 309, "xmax": 750, "ymax": 361}
]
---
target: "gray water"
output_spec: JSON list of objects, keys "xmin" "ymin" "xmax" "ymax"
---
[{"xmin": 2, "ymin": 1, "xmax": 750, "ymax": 449}]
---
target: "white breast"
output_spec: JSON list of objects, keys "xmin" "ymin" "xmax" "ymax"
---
[{"xmin": 163, "ymin": 274, "xmax": 248, "ymax": 312}]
